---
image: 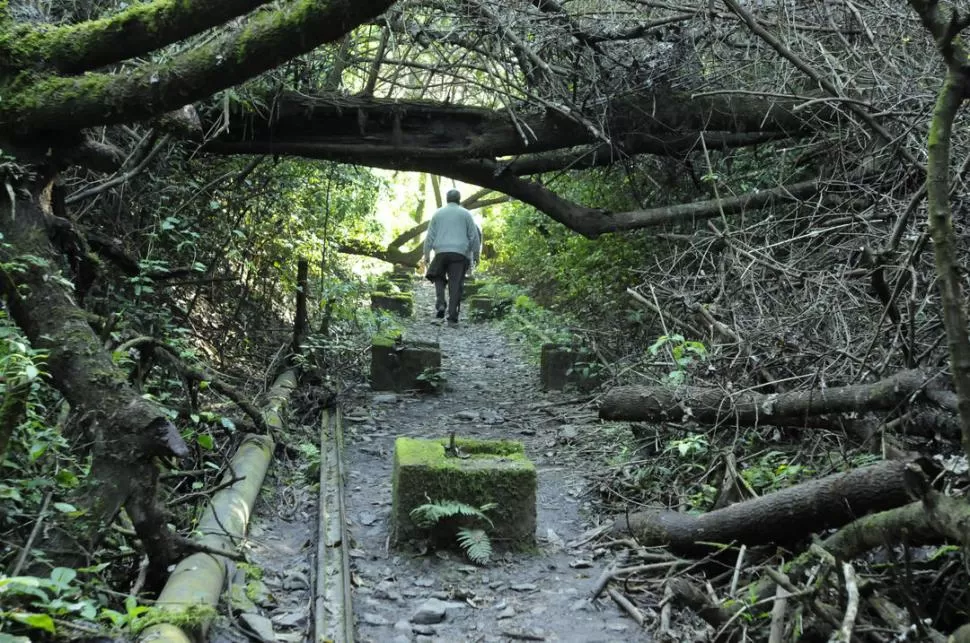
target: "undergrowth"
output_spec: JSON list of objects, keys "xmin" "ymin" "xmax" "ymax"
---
[{"xmin": 410, "ymin": 499, "xmax": 496, "ymax": 565}]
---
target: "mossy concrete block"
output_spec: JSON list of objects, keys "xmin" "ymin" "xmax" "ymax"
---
[
  {"xmin": 370, "ymin": 334, "xmax": 441, "ymax": 392},
  {"xmin": 540, "ymin": 343, "xmax": 601, "ymax": 391},
  {"xmin": 387, "ymin": 272, "xmax": 414, "ymax": 291},
  {"xmin": 468, "ymin": 295, "xmax": 508, "ymax": 320},
  {"xmin": 462, "ymin": 279, "xmax": 485, "ymax": 299},
  {"xmin": 540, "ymin": 343, "xmax": 575, "ymax": 390},
  {"xmin": 391, "ymin": 437, "xmax": 536, "ymax": 547},
  {"xmin": 370, "ymin": 292, "xmax": 414, "ymax": 317}
]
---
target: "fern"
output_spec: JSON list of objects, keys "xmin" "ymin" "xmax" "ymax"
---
[
  {"xmin": 456, "ymin": 528, "xmax": 492, "ymax": 565},
  {"xmin": 409, "ymin": 499, "xmax": 497, "ymax": 565},
  {"xmin": 409, "ymin": 500, "xmax": 495, "ymax": 529}
]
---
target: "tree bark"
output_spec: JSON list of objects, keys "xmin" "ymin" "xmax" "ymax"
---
[
  {"xmin": 612, "ymin": 459, "xmax": 921, "ymax": 551},
  {"xmin": 599, "ymin": 369, "xmax": 938, "ymax": 426},
  {"xmin": 208, "ymin": 140, "xmax": 874, "ymax": 238},
  {"xmin": 503, "ymin": 132, "xmax": 788, "ymax": 175},
  {"xmin": 2, "ymin": 0, "xmax": 275, "ymax": 74},
  {"xmin": 293, "ymin": 259, "xmax": 308, "ymax": 356},
  {"xmin": 905, "ymin": 0, "xmax": 970, "ymax": 462},
  {"xmin": 0, "ymin": 177, "xmax": 188, "ymax": 570},
  {"xmin": 206, "ymin": 89, "xmax": 827, "ymax": 162},
  {"xmin": 1, "ymin": 0, "xmax": 397, "ymax": 134},
  {"xmin": 0, "ymin": 382, "xmax": 29, "ymax": 463},
  {"xmin": 338, "ymin": 221, "xmax": 428, "ymax": 266}
]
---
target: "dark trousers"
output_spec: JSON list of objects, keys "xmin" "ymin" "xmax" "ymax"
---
[{"xmin": 428, "ymin": 252, "xmax": 469, "ymax": 321}]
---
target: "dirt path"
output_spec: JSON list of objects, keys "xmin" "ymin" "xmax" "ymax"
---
[
  {"xmin": 342, "ymin": 281, "xmax": 642, "ymax": 643},
  {"xmin": 211, "ymin": 280, "xmax": 643, "ymax": 643}
]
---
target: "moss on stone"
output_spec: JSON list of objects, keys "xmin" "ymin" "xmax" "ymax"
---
[
  {"xmin": 392, "ymin": 437, "xmax": 536, "ymax": 547},
  {"xmin": 371, "ymin": 291, "xmax": 414, "ymax": 317},
  {"xmin": 371, "ymin": 329, "xmax": 402, "ymax": 348},
  {"xmin": 394, "ymin": 436, "xmax": 525, "ymax": 464},
  {"xmin": 370, "ymin": 336, "xmax": 440, "ymax": 392}
]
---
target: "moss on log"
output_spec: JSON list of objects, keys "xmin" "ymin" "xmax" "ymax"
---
[
  {"xmin": 0, "ymin": 0, "xmax": 274, "ymax": 74},
  {"xmin": 0, "ymin": 0, "xmax": 396, "ymax": 133},
  {"xmin": 0, "ymin": 180, "xmax": 187, "ymax": 568}
]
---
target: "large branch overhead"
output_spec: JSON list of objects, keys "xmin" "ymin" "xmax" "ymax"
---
[
  {"xmin": 206, "ymin": 136, "xmax": 865, "ymax": 237},
  {"xmin": 201, "ymin": 90, "xmax": 844, "ymax": 236},
  {"xmin": 206, "ymin": 90, "xmax": 827, "ymax": 161},
  {"xmin": 1, "ymin": 0, "xmax": 276, "ymax": 74},
  {"xmin": 1, "ymin": 0, "xmax": 397, "ymax": 135},
  {"xmin": 503, "ymin": 132, "xmax": 789, "ymax": 176}
]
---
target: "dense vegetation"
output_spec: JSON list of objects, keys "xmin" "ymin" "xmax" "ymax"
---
[{"xmin": 3, "ymin": 0, "xmax": 970, "ymax": 640}]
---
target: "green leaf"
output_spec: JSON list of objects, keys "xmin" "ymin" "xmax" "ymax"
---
[
  {"xmin": 99, "ymin": 608, "xmax": 125, "ymax": 627},
  {"xmin": 0, "ymin": 484, "xmax": 23, "ymax": 501},
  {"xmin": 684, "ymin": 341, "xmax": 707, "ymax": 355},
  {"xmin": 197, "ymin": 434, "xmax": 214, "ymax": 450},
  {"xmin": 78, "ymin": 601, "xmax": 98, "ymax": 620},
  {"xmin": 0, "ymin": 576, "xmax": 42, "ymax": 591},
  {"xmin": 55, "ymin": 470, "xmax": 79, "ymax": 488},
  {"xmin": 456, "ymin": 528, "xmax": 492, "ymax": 565},
  {"xmin": 49, "ymin": 567, "xmax": 76, "ymax": 589},
  {"xmin": 409, "ymin": 500, "xmax": 494, "ymax": 528},
  {"xmin": 7, "ymin": 611, "xmax": 55, "ymax": 633},
  {"xmin": 647, "ymin": 335, "xmax": 669, "ymax": 356},
  {"xmin": 190, "ymin": 413, "xmax": 200, "ymax": 424},
  {"xmin": 28, "ymin": 442, "xmax": 47, "ymax": 461},
  {"xmin": 53, "ymin": 502, "xmax": 77, "ymax": 513}
]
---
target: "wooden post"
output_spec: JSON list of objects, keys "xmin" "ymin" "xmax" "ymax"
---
[{"xmin": 293, "ymin": 258, "xmax": 309, "ymax": 356}]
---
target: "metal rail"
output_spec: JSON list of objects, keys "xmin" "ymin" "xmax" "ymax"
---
[{"xmin": 314, "ymin": 408, "xmax": 355, "ymax": 643}]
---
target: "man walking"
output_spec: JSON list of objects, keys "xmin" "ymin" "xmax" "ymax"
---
[{"xmin": 423, "ymin": 189, "xmax": 479, "ymax": 326}]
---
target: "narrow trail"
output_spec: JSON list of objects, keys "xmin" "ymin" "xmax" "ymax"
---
[
  {"xmin": 212, "ymin": 280, "xmax": 644, "ymax": 643},
  {"xmin": 342, "ymin": 281, "xmax": 641, "ymax": 643}
]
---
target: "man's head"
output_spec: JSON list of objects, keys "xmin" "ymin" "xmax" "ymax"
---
[{"xmin": 446, "ymin": 189, "xmax": 461, "ymax": 204}]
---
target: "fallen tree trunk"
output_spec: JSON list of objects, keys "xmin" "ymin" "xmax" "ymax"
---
[
  {"xmin": 0, "ymin": 177, "xmax": 188, "ymax": 575},
  {"xmin": 600, "ymin": 369, "xmax": 943, "ymax": 426},
  {"xmin": 611, "ymin": 459, "xmax": 922, "ymax": 551},
  {"xmin": 338, "ymin": 236, "xmax": 423, "ymax": 267}
]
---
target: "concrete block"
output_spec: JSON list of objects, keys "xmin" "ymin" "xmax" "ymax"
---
[
  {"xmin": 468, "ymin": 295, "xmax": 509, "ymax": 320},
  {"xmin": 370, "ymin": 333, "xmax": 441, "ymax": 392},
  {"xmin": 370, "ymin": 292, "xmax": 414, "ymax": 317},
  {"xmin": 387, "ymin": 271, "xmax": 414, "ymax": 291},
  {"xmin": 391, "ymin": 437, "xmax": 536, "ymax": 547},
  {"xmin": 462, "ymin": 279, "xmax": 485, "ymax": 299},
  {"xmin": 540, "ymin": 343, "xmax": 602, "ymax": 391}
]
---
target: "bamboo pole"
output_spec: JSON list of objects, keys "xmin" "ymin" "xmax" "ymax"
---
[
  {"xmin": 136, "ymin": 369, "xmax": 297, "ymax": 643},
  {"xmin": 137, "ymin": 434, "xmax": 273, "ymax": 643}
]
